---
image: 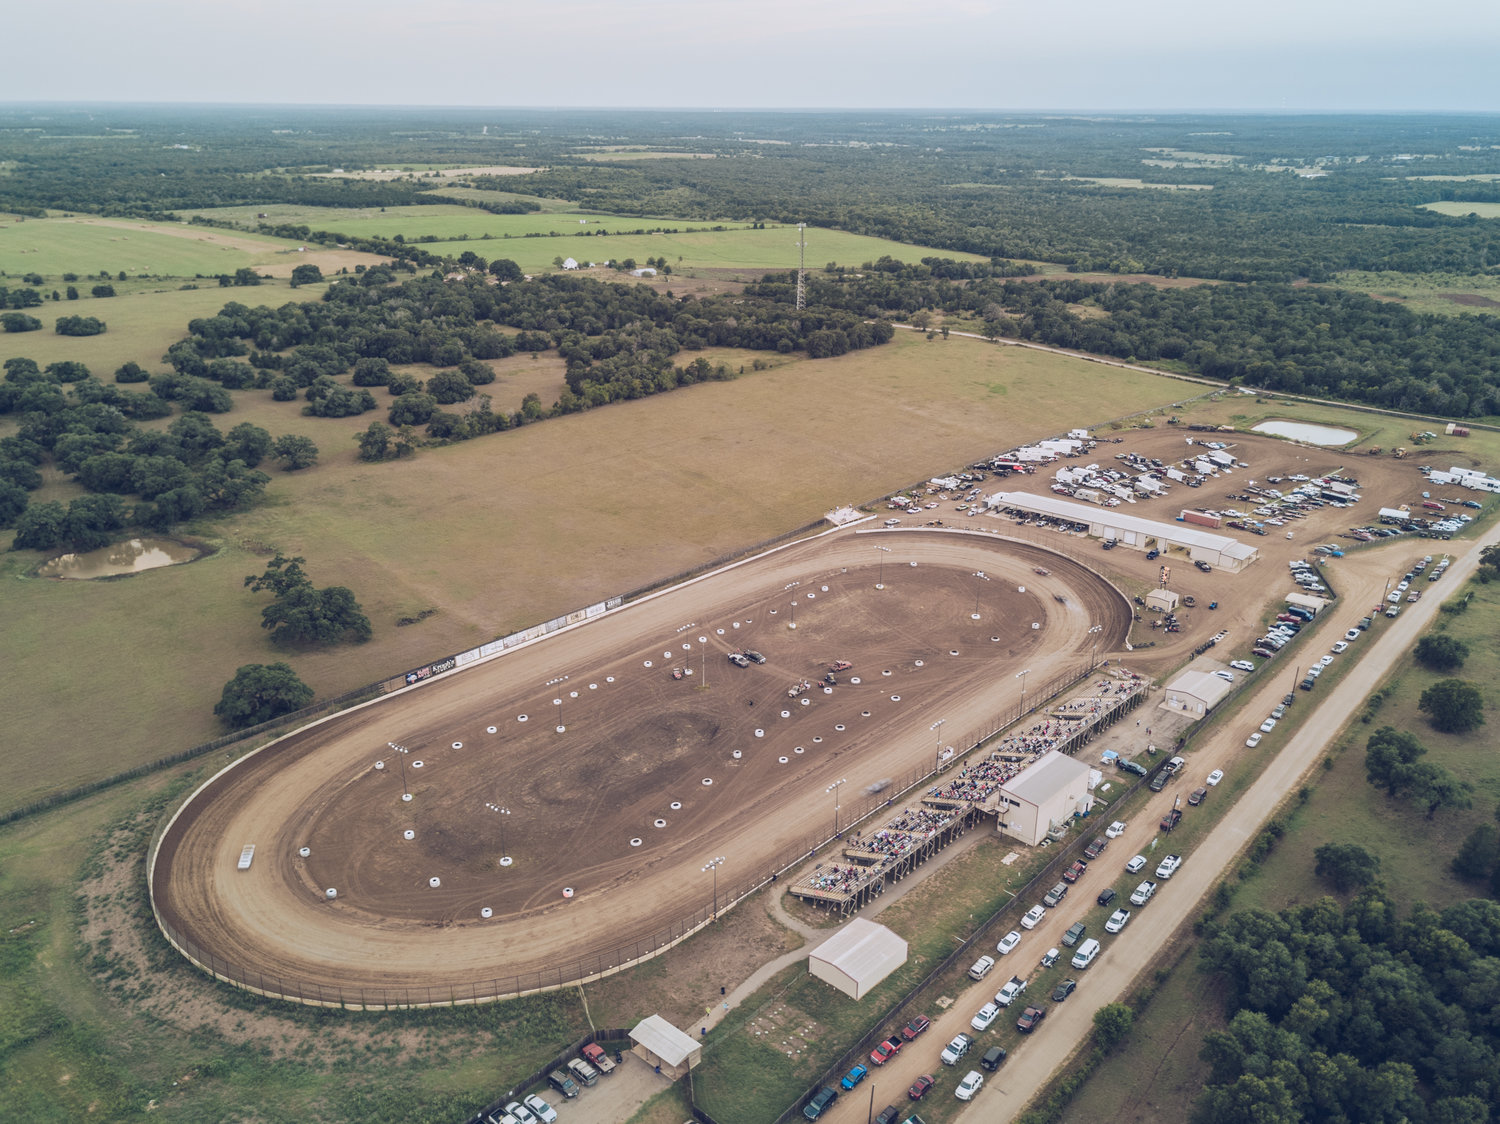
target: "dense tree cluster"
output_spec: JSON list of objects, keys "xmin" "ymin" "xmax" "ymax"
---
[
  {"xmin": 243, "ymin": 553, "xmax": 371, "ymax": 647},
  {"xmin": 214, "ymin": 662, "xmax": 315, "ymax": 729},
  {"xmin": 1419, "ymin": 680, "xmax": 1487, "ymax": 735},
  {"xmin": 170, "ymin": 273, "xmax": 891, "ymax": 437},
  {"xmin": 0, "ymin": 357, "xmax": 318, "ymax": 545},
  {"xmin": 753, "ymin": 272, "xmax": 1500, "ymax": 417},
  {"xmin": 1197, "ymin": 891, "xmax": 1500, "ymax": 1124},
  {"xmin": 1364, "ymin": 726, "xmax": 1472, "ymax": 818}
]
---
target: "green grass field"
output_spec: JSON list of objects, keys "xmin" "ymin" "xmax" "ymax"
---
[
  {"xmin": 1418, "ymin": 201, "xmax": 1500, "ymax": 219},
  {"xmin": 2, "ymin": 329, "xmax": 1180, "ymax": 811},
  {"xmin": 0, "ymin": 216, "xmax": 299, "ymax": 279},
  {"xmin": 1330, "ymin": 268, "xmax": 1500, "ymax": 317},
  {"xmin": 177, "ymin": 202, "xmax": 753, "ymax": 243},
  {"xmin": 0, "ymin": 283, "xmax": 323, "ymax": 376}
]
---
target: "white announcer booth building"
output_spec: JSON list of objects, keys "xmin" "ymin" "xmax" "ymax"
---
[{"xmin": 995, "ymin": 750, "xmax": 1095, "ymax": 847}]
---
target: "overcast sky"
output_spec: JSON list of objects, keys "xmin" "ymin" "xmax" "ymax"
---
[{"xmin": 6, "ymin": 0, "xmax": 1499, "ymax": 112}]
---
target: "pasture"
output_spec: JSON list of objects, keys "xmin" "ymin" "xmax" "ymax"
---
[
  {"xmin": 1333, "ymin": 267, "xmax": 1500, "ymax": 317},
  {"xmin": 419, "ymin": 225, "xmax": 989, "ymax": 275},
  {"xmin": 1419, "ymin": 200, "xmax": 1500, "ymax": 219},
  {"xmin": 0, "ymin": 216, "xmax": 299, "ymax": 279},
  {"xmin": 2, "ymin": 330, "xmax": 1181, "ymax": 811},
  {"xmin": 179, "ymin": 202, "xmax": 753, "ymax": 243}
]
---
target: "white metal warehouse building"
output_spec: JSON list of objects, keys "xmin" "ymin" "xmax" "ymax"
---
[
  {"xmin": 1160, "ymin": 660, "xmax": 1237, "ymax": 719},
  {"xmin": 808, "ymin": 918, "xmax": 909, "ymax": 1000},
  {"xmin": 995, "ymin": 750, "xmax": 1095, "ymax": 847},
  {"xmin": 985, "ymin": 492, "xmax": 1260, "ymax": 572}
]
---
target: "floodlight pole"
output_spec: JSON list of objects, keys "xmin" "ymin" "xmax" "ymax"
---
[
  {"xmin": 388, "ymin": 742, "xmax": 410, "ymax": 801},
  {"xmin": 1016, "ymin": 668, "xmax": 1032, "ymax": 715},
  {"xmin": 1088, "ymin": 625, "xmax": 1103, "ymax": 669},
  {"xmin": 930, "ymin": 719, "xmax": 946, "ymax": 770},
  {"xmin": 972, "ymin": 570, "xmax": 989, "ymax": 619},
  {"xmin": 826, "ymin": 778, "xmax": 847, "ymax": 835},
  {"xmin": 554, "ymin": 696, "xmax": 565, "ymax": 733},
  {"xmin": 874, "ymin": 544, "xmax": 891, "ymax": 589},
  {"xmin": 702, "ymin": 855, "xmax": 726, "ymax": 919},
  {"xmin": 485, "ymin": 802, "xmax": 512, "ymax": 867}
]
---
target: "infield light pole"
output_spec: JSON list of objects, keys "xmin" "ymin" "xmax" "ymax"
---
[
  {"xmin": 485, "ymin": 803, "xmax": 513, "ymax": 867},
  {"xmin": 554, "ymin": 697, "xmax": 565, "ymax": 733},
  {"xmin": 1088, "ymin": 624, "xmax": 1103, "ymax": 669},
  {"xmin": 874, "ymin": 544, "xmax": 891, "ymax": 589},
  {"xmin": 789, "ymin": 599, "xmax": 798, "ymax": 630},
  {"xmin": 1016, "ymin": 668, "xmax": 1032, "ymax": 716},
  {"xmin": 972, "ymin": 570, "xmax": 989, "ymax": 619},
  {"xmin": 826, "ymin": 778, "xmax": 848, "ymax": 836},
  {"xmin": 702, "ymin": 855, "xmax": 725, "ymax": 920},
  {"xmin": 930, "ymin": 718, "xmax": 946, "ymax": 770},
  {"xmin": 388, "ymin": 742, "xmax": 411, "ymax": 801}
]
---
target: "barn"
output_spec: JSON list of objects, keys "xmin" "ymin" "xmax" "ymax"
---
[
  {"xmin": 1160, "ymin": 661, "xmax": 1237, "ymax": 719},
  {"xmin": 995, "ymin": 750, "xmax": 1095, "ymax": 847},
  {"xmin": 808, "ymin": 918, "xmax": 909, "ymax": 1000},
  {"xmin": 985, "ymin": 492, "xmax": 1260, "ymax": 572}
]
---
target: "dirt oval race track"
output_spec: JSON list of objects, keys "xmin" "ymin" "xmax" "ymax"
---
[{"xmin": 151, "ymin": 527, "xmax": 1130, "ymax": 1003}]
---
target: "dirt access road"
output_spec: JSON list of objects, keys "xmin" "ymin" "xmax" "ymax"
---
[{"xmin": 930, "ymin": 522, "xmax": 1500, "ymax": 1122}]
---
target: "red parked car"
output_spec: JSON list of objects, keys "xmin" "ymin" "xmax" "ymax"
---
[
  {"xmin": 900, "ymin": 1015, "xmax": 931, "ymax": 1041},
  {"xmin": 908, "ymin": 1074, "xmax": 935, "ymax": 1100},
  {"xmin": 869, "ymin": 1037, "xmax": 903, "ymax": 1066},
  {"xmin": 1062, "ymin": 860, "xmax": 1088, "ymax": 883}
]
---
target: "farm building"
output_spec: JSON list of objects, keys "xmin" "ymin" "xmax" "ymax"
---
[
  {"xmin": 808, "ymin": 918, "xmax": 909, "ymax": 1000},
  {"xmin": 628, "ymin": 1015, "xmax": 702, "ymax": 1078},
  {"xmin": 561, "ymin": 258, "xmax": 579, "ymax": 270},
  {"xmin": 1145, "ymin": 589, "xmax": 1180, "ymax": 612},
  {"xmin": 1286, "ymin": 591, "xmax": 1330, "ymax": 614},
  {"xmin": 1160, "ymin": 661, "xmax": 1237, "ymax": 719},
  {"xmin": 986, "ymin": 492, "xmax": 1260, "ymax": 572},
  {"xmin": 995, "ymin": 750, "xmax": 1095, "ymax": 847}
]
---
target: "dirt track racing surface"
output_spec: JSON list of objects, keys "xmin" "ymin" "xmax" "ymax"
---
[{"xmin": 151, "ymin": 527, "xmax": 1130, "ymax": 999}]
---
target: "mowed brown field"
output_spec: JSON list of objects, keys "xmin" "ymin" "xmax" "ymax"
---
[{"xmin": 4, "ymin": 331, "xmax": 1180, "ymax": 810}]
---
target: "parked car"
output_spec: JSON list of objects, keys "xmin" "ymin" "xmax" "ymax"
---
[
  {"xmin": 1207, "ymin": 769, "xmax": 1224, "ymax": 786},
  {"xmin": 968, "ymin": 955, "xmax": 995, "ymax": 980},
  {"xmin": 955, "ymin": 1070, "xmax": 985, "ymax": 1101},
  {"xmin": 1096, "ymin": 887, "xmax": 1117, "ymax": 907},
  {"xmin": 1040, "ymin": 947, "xmax": 1059, "ymax": 968},
  {"xmin": 1106, "ymin": 820, "xmax": 1128, "ymax": 838},
  {"xmin": 1332, "ymin": 641, "xmax": 1349, "ymax": 654},
  {"xmin": 1020, "ymin": 905, "xmax": 1046, "ymax": 930},
  {"xmin": 1083, "ymin": 836, "xmax": 1109, "ymax": 859},
  {"xmin": 1071, "ymin": 938, "xmax": 1101, "ymax": 968},
  {"xmin": 803, "ymin": 1086, "xmax": 839, "ymax": 1119},
  {"xmin": 901, "ymin": 1015, "xmax": 931, "ymax": 1041},
  {"xmin": 1130, "ymin": 880, "xmax": 1157, "ymax": 905},
  {"xmin": 566, "ymin": 1058, "xmax": 599, "ymax": 1088},
  {"xmin": 996, "ymin": 930, "xmax": 1022, "ymax": 956},
  {"xmin": 1155, "ymin": 854, "xmax": 1182, "ymax": 879},
  {"xmin": 1016, "ymin": 1005, "xmax": 1047, "ymax": 1033},
  {"xmin": 1125, "ymin": 854, "xmax": 1147, "ymax": 874},
  {"xmin": 1051, "ymin": 978, "xmax": 1077, "ymax": 1002},
  {"xmin": 1043, "ymin": 881, "xmax": 1069, "ymax": 907},
  {"xmin": 1118, "ymin": 759, "xmax": 1148, "ymax": 777},
  {"xmin": 980, "ymin": 1046, "xmax": 1007, "ymax": 1071},
  {"xmin": 971, "ymin": 1002, "xmax": 1002, "ymax": 1032},
  {"xmin": 1195, "ymin": 560, "xmax": 1213, "ymax": 572},
  {"xmin": 1230, "ymin": 660, "xmax": 1255, "ymax": 672},
  {"xmin": 522, "ymin": 1095, "xmax": 558, "ymax": 1123},
  {"xmin": 1161, "ymin": 808, "xmax": 1182, "ymax": 831},
  {"xmin": 546, "ymin": 1069, "xmax": 580, "ymax": 1099},
  {"xmin": 1260, "ymin": 717, "xmax": 1277, "ymax": 733},
  {"xmin": 505, "ymin": 1100, "xmax": 540, "ymax": 1124},
  {"xmin": 1345, "ymin": 628, "xmax": 1361, "ymax": 641},
  {"xmin": 1245, "ymin": 732, "xmax": 1263, "ymax": 748},
  {"xmin": 1188, "ymin": 786, "xmax": 1209, "ymax": 806},
  {"xmin": 941, "ymin": 1033, "xmax": 975, "ymax": 1066},
  {"xmin": 840, "ymin": 1064, "xmax": 868, "ymax": 1090},
  {"xmin": 742, "ymin": 649, "xmax": 766, "ymax": 664},
  {"xmin": 871, "ymin": 1036, "xmax": 904, "ymax": 1066},
  {"xmin": 908, "ymin": 1074, "xmax": 935, "ymax": 1100},
  {"xmin": 1105, "ymin": 908, "xmax": 1132, "ymax": 933},
  {"xmin": 1063, "ymin": 859, "xmax": 1089, "ymax": 882},
  {"xmin": 873, "ymin": 1107, "xmax": 901, "ymax": 1124},
  {"xmin": 727, "ymin": 652, "xmax": 751, "ymax": 668}
]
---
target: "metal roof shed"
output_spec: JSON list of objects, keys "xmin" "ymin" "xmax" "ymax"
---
[
  {"xmin": 629, "ymin": 1014, "xmax": 702, "ymax": 1079},
  {"xmin": 1160, "ymin": 668, "xmax": 1235, "ymax": 719},
  {"xmin": 808, "ymin": 918, "xmax": 908, "ymax": 1000}
]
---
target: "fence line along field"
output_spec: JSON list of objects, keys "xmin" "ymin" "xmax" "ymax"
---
[
  {"xmin": 3, "ymin": 331, "xmax": 1181, "ymax": 811},
  {"xmin": 150, "ymin": 526, "xmax": 1132, "ymax": 1004}
]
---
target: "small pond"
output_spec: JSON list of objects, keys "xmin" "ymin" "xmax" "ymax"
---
[
  {"xmin": 38, "ymin": 537, "xmax": 206, "ymax": 580},
  {"xmin": 1251, "ymin": 419, "xmax": 1359, "ymax": 446}
]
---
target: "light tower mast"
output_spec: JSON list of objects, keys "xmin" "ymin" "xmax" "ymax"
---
[{"xmin": 795, "ymin": 223, "xmax": 807, "ymax": 311}]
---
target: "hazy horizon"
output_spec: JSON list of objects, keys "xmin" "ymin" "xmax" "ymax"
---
[{"xmin": 6, "ymin": 0, "xmax": 1499, "ymax": 114}]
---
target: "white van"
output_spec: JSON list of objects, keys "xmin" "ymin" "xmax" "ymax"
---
[{"xmin": 1070, "ymin": 938, "xmax": 1101, "ymax": 969}]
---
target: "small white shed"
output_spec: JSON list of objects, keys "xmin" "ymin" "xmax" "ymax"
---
[
  {"xmin": 809, "ymin": 918, "xmax": 908, "ymax": 1000},
  {"xmin": 629, "ymin": 1014, "xmax": 702, "ymax": 1079}
]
